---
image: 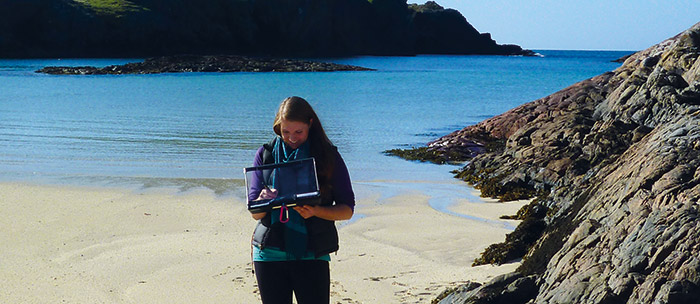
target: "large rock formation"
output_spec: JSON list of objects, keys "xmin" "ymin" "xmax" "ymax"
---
[
  {"xmin": 433, "ymin": 22, "xmax": 700, "ymax": 303},
  {"xmin": 0, "ymin": 0, "xmax": 532, "ymax": 58}
]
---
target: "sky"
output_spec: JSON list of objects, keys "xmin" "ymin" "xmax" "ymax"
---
[{"xmin": 409, "ymin": 0, "xmax": 700, "ymax": 51}]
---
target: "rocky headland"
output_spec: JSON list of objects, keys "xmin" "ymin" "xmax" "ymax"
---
[
  {"xmin": 0, "ymin": 0, "xmax": 532, "ymax": 58},
  {"xmin": 403, "ymin": 23, "xmax": 700, "ymax": 303},
  {"xmin": 35, "ymin": 55, "xmax": 373, "ymax": 75}
]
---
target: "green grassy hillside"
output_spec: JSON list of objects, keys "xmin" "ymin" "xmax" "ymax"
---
[{"xmin": 72, "ymin": 0, "xmax": 148, "ymax": 16}]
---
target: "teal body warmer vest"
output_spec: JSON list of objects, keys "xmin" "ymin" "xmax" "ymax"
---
[{"xmin": 251, "ymin": 141, "xmax": 340, "ymax": 258}]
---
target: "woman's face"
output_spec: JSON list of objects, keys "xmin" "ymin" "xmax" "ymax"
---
[{"xmin": 280, "ymin": 119, "xmax": 311, "ymax": 149}]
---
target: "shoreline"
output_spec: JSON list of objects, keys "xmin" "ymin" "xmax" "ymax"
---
[{"xmin": 1, "ymin": 181, "xmax": 526, "ymax": 303}]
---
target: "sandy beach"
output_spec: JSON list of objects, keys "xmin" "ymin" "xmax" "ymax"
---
[{"xmin": 0, "ymin": 182, "xmax": 526, "ymax": 303}]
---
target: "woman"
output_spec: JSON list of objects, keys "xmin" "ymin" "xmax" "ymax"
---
[{"xmin": 248, "ymin": 96, "xmax": 355, "ymax": 304}]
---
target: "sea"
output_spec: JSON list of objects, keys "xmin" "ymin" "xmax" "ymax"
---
[{"xmin": 0, "ymin": 50, "xmax": 630, "ymax": 218}]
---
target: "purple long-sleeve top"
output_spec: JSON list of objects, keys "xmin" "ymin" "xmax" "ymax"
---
[{"xmin": 247, "ymin": 146, "xmax": 355, "ymax": 212}]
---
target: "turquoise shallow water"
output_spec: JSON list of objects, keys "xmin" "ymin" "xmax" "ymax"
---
[{"xmin": 0, "ymin": 51, "xmax": 629, "ymax": 201}]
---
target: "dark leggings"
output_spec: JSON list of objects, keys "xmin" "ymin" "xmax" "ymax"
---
[{"xmin": 254, "ymin": 260, "xmax": 330, "ymax": 304}]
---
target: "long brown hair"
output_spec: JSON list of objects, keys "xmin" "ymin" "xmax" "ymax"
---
[{"xmin": 273, "ymin": 96, "xmax": 336, "ymax": 187}]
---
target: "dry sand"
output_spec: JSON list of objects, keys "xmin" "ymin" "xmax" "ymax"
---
[{"xmin": 0, "ymin": 182, "xmax": 527, "ymax": 303}]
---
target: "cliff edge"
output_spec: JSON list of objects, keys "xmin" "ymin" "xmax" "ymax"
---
[{"xmin": 435, "ymin": 22, "xmax": 700, "ymax": 303}]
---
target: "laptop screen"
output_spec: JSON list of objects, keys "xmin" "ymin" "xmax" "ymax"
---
[{"xmin": 244, "ymin": 157, "xmax": 320, "ymax": 212}]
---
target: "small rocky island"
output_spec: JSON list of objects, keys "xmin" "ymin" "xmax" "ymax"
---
[
  {"xmin": 35, "ymin": 55, "xmax": 373, "ymax": 75},
  {"xmin": 390, "ymin": 23, "xmax": 700, "ymax": 303}
]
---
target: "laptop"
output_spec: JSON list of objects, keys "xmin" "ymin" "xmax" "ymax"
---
[{"xmin": 244, "ymin": 157, "xmax": 321, "ymax": 213}]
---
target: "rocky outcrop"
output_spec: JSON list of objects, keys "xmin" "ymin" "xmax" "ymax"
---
[
  {"xmin": 0, "ymin": 0, "xmax": 532, "ymax": 58},
  {"xmin": 35, "ymin": 55, "xmax": 373, "ymax": 74},
  {"xmin": 435, "ymin": 22, "xmax": 700, "ymax": 303},
  {"xmin": 409, "ymin": 1, "xmax": 528, "ymax": 55},
  {"xmin": 435, "ymin": 273, "xmax": 539, "ymax": 304}
]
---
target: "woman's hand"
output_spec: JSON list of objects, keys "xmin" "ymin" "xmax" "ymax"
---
[
  {"xmin": 251, "ymin": 188, "xmax": 277, "ymax": 220},
  {"xmin": 251, "ymin": 211, "xmax": 267, "ymax": 220},
  {"xmin": 257, "ymin": 188, "xmax": 278, "ymax": 200},
  {"xmin": 293, "ymin": 205, "xmax": 318, "ymax": 219}
]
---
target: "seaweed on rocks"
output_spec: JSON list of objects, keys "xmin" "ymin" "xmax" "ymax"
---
[
  {"xmin": 453, "ymin": 167, "xmax": 541, "ymax": 202},
  {"xmin": 474, "ymin": 197, "xmax": 549, "ymax": 266},
  {"xmin": 499, "ymin": 195, "xmax": 549, "ymax": 220},
  {"xmin": 384, "ymin": 135, "xmax": 501, "ymax": 164},
  {"xmin": 472, "ymin": 217, "xmax": 546, "ymax": 266},
  {"xmin": 516, "ymin": 188, "xmax": 591, "ymax": 276},
  {"xmin": 383, "ymin": 146, "xmax": 468, "ymax": 164}
]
